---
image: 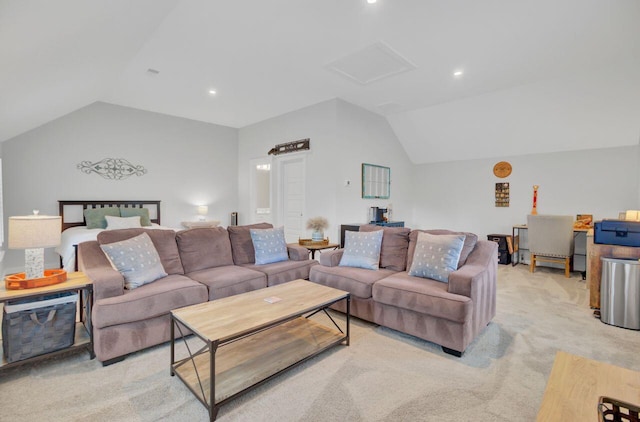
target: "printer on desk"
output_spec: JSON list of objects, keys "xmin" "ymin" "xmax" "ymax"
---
[{"xmin": 595, "ymin": 219, "xmax": 640, "ymax": 247}]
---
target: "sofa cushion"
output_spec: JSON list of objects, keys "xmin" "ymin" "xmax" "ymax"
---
[
  {"xmin": 228, "ymin": 223, "xmax": 273, "ymax": 265},
  {"xmin": 359, "ymin": 225, "xmax": 411, "ymax": 271},
  {"xmin": 99, "ymin": 232, "xmax": 167, "ymax": 289},
  {"xmin": 408, "ymin": 232, "xmax": 465, "ymax": 283},
  {"xmin": 408, "ymin": 229, "xmax": 478, "ymax": 270},
  {"xmin": 250, "ymin": 226, "xmax": 289, "ymax": 265},
  {"xmin": 186, "ymin": 265, "xmax": 267, "ymax": 300},
  {"xmin": 310, "ymin": 264, "xmax": 396, "ymax": 299},
  {"xmin": 373, "ymin": 272, "xmax": 472, "ymax": 324},
  {"xmin": 339, "ymin": 230, "xmax": 383, "ymax": 270},
  {"xmin": 242, "ymin": 260, "xmax": 317, "ymax": 286},
  {"xmin": 84, "ymin": 206, "xmax": 120, "ymax": 229},
  {"xmin": 97, "ymin": 228, "xmax": 184, "ymax": 275},
  {"xmin": 92, "ymin": 274, "xmax": 207, "ymax": 329},
  {"xmin": 176, "ymin": 227, "xmax": 234, "ymax": 272}
]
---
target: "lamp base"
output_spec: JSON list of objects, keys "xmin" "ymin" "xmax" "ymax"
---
[{"xmin": 5, "ymin": 269, "xmax": 68, "ymax": 290}]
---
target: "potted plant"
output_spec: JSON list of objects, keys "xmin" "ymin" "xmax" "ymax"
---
[{"xmin": 306, "ymin": 217, "xmax": 329, "ymax": 241}]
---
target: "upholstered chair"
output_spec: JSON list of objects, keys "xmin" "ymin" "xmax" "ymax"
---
[{"xmin": 527, "ymin": 214, "xmax": 574, "ymax": 278}]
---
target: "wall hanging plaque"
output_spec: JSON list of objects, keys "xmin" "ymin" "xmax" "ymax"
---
[
  {"xmin": 495, "ymin": 182, "xmax": 510, "ymax": 207},
  {"xmin": 77, "ymin": 158, "xmax": 147, "ymax": 180},
  {"xmin": 493, "ymin": 161, "xmax": 512, "ymax": 178},
  {"xmin": 267, "ymin": 138, "xmax": 310, "ymax": 155}
]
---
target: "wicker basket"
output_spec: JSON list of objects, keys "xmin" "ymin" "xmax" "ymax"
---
[
  {"xmin": 2, "ymin": 292, "xmax": 77, "ymax": 363},
  {"xmin": 298, "ymin": 238, "xmax": 329, "ymax": 246}
]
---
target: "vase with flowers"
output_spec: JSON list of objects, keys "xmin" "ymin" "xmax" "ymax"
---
[{"xmin": 306, "ymin": 216, "xmax": 329, "ymax": 241}]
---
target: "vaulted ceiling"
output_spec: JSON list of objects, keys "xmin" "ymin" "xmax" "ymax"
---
[{"xmin": 2, "ymin": 0, "xmax": 639, "ymax": 163}]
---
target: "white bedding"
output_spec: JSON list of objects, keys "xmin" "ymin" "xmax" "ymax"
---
[{"xmin": 55, "ymin": 224, "xmax": 171, "ymax": 272}]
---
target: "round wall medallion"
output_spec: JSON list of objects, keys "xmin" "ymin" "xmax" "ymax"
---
[{"xmin": 493, "ymin": 161, "xmax": 512, "ymax": 178}]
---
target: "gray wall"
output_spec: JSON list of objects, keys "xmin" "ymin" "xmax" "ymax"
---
[
  {"xmin": 238, "ymin": 99, "xmax": 415, "ymax": 243},
  {"xmin": 411, "ymin": 146, "xmax": 639, "ymax": 239},
  {"xmin": 2, "ymin": 102, "xmax": 238, "ymax": 273},
  {"xmin": 2, "ymin": 98, "xmax": 638, "ymax": 274}
]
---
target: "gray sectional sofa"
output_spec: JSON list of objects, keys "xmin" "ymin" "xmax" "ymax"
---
[
  {"xmin": 78, "ymin": 223, "xmax": 316, "ymax": 364},
  {"xmin": 309, "ymin": 225, "xmax": 498, "ymax": 356}
]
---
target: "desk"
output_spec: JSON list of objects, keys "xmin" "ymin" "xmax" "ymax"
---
[
  {"xmin": 511, "ymin": 225, "xmax": 588, "ymax": 274},
  {"xmin": 586, "ymin": 230, "xmax": 640, "ymax": 309},
  {"xmin": 289, "ymin": 243, "xmax": 339, "ymax": 260},
  {"xmin": 536, "ymin": 351, "xmax": 640, "ymax": 421}
]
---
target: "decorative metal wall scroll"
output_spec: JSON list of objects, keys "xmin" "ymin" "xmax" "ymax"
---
[
  {"xmin": 268, "ymin": 138, "xmax": 310, "ymax": 155},
  {"xmin": 495, "ymin": 182, "xmax": 510, "ymax": 207},
  {"xmin": 77, "ymin": 158, "xmax": 147, "ymax": 180}
]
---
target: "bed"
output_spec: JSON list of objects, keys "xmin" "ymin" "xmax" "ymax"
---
[{"xmin": 57, "ymin": 200, "xmax": 164, "ymax": 272}]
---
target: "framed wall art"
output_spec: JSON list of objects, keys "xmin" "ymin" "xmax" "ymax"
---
[{"xmin": 495, "ymin": 182, "xmax": 509, "ymax": 207}]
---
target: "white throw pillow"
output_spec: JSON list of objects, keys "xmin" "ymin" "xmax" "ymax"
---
[
  {"xmin": 408, "ymin": 232, "xmax": 465, "ymax": 283},
  {"xmin": 100, "ymin": 232, "xmax": 167, "ymax": 289},
  {"xmin": 250, "ymin": 226, "xmax": 289, "ymax": 265},
  {"xmin": 105, "ymin": 215, "xmax": 142, "ymax": 230},
  {"xmin": 339, "ymin": 230, "xmax": 384, "ymax": 270}
]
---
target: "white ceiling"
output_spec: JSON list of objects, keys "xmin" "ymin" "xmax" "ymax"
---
[{"xmin": 2, "ymin": 0, "xmax": 639, "ymax": 163}]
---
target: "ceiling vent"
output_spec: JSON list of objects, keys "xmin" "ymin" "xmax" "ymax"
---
[{"xmin": 326, "ymin": 42, "xmax": 417, "ymax": 85}]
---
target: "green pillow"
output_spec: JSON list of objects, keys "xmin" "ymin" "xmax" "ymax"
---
[
  {"xmin": 120, "ymin": 207, "xmax": 152, "ymax": 226},
  {"xmin": 84, "ymin": 207, "xmax": 120, "ymax": 229}
]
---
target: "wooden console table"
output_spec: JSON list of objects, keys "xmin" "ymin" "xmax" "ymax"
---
[
  {"xmin": 537, "ymin": 351, "xmax": 640, "ymax": 421},
  {"xmin": 586, "ymin": 230, "xmax": 640, "ymax": 309}
]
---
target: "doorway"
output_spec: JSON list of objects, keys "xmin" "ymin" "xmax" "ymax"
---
[
  {"xmin": 249, "ymin": 157, "xmax": 273, "ymax": 224},
  {"xmin": 277, "ymin": 155, "xmax": 306, "ymax": 243}
]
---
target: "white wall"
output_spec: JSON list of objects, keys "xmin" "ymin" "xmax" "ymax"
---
[
  {"xmin": 411, "ymin": 146, "xmax": 639, "ymax": 239},
  {"xmin": 2, "ymin": 102, "xmax": 238, "ymax": 273},
  {"xmin": 238, "ymin": 99, "xmax": 415, "ymax": 243}
]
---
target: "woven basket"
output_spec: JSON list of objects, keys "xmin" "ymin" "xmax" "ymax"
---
[{"xmin": 2, "ymin": 292, "xmax": 77, "ymax": 363}]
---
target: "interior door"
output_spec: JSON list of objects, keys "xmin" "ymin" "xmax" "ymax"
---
[{"xmin": 279, "ymin": 156, "xmax": 306, "ymax": 243}]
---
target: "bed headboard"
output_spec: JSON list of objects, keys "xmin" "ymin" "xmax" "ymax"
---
[{"xmin": 58, "ymin": 200, "xmax": 161, "ymax": 231}]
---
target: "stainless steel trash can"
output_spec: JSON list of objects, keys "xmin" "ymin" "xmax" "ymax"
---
[{"xmin": 600, "ymin": 257, "xmax": 640, "ymax": 330}]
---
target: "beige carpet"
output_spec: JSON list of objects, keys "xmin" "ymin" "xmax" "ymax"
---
[{"xmin": 2, "ymin": 265, "xmax": 639, "ymax": 421}]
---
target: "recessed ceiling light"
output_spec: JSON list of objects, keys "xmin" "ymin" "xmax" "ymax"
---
[
  {"xmin": 453, "ymin": 70, "xmax": 464, "ymax": 77},
  {"xmin": 367, "ymin": 0, "xmax": 377, "ymax": 4},
  {"xmin": 208, "ymin": 89, "xmax": 217, "ymax": 95}
]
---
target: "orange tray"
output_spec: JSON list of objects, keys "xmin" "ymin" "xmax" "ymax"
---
[{"xmin": 5, "ymin": 269, "xmax": 68, "ymax": 290}]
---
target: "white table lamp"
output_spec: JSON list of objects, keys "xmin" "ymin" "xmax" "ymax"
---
[
  {"xmin": 197, "ymin": 205, "xmax": 208, "ymax": 221},
  {"xmin": 8, "ymin": 213, "xmax": 61, "ymax": 279}
]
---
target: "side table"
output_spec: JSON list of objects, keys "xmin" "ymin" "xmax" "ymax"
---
[
  {"xmin": 290, "ymin": 243, "xmax": 340, "ymax": 260},
  {"xmin": 0, "ymin": 271, "xmax": 94, "ymax": 370}
]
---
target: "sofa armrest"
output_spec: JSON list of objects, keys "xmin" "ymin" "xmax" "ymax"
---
[
  {"xmin": 448, "ymin": 240, "xmax": 498, "ymax": 298},
  {"xmin": 287, "ymin": 244, "xmax": 310, "ymax": 261},
  {"xmin": 319, "ymin": 249, "xmax": 344, "ymax": 267},
  {"xmin": 78, "ymin": 241, "xmax": 125, "ymax": 300}
]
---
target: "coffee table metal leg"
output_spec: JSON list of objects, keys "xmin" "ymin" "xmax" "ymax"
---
[
  {"xmin": 170, "ymin": 317, "xmax": 175, "ymax": 376},
  {"xmin": 346, "ymin": 294, "xmax": 351, "ymax": 346},
  {"xmin": 210, "ymin": 340, "xmax": 219, "ymax": 421}
]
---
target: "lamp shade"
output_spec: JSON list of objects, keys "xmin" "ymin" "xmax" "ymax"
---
[
  {"xmin": 197, "ymin": 205, "xmax": 208, "ymax": 216},
  {"xmin": 8, "ymin": 215, "xmax": 62, "ymax": 249}
]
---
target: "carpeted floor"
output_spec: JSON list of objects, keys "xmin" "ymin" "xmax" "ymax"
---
[{"xmin": 1, "ymin": 265, "xmax": 639, "ymax": 421}]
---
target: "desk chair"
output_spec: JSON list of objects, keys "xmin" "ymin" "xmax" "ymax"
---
[{"xmin": 527, "ymin": 214, "xmax": 574, "ymax": 278}]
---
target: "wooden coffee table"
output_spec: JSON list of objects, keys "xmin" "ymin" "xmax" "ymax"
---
[{"xmin": 170, "ymin": 279, "xmax": 350, "ymax": 421}]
